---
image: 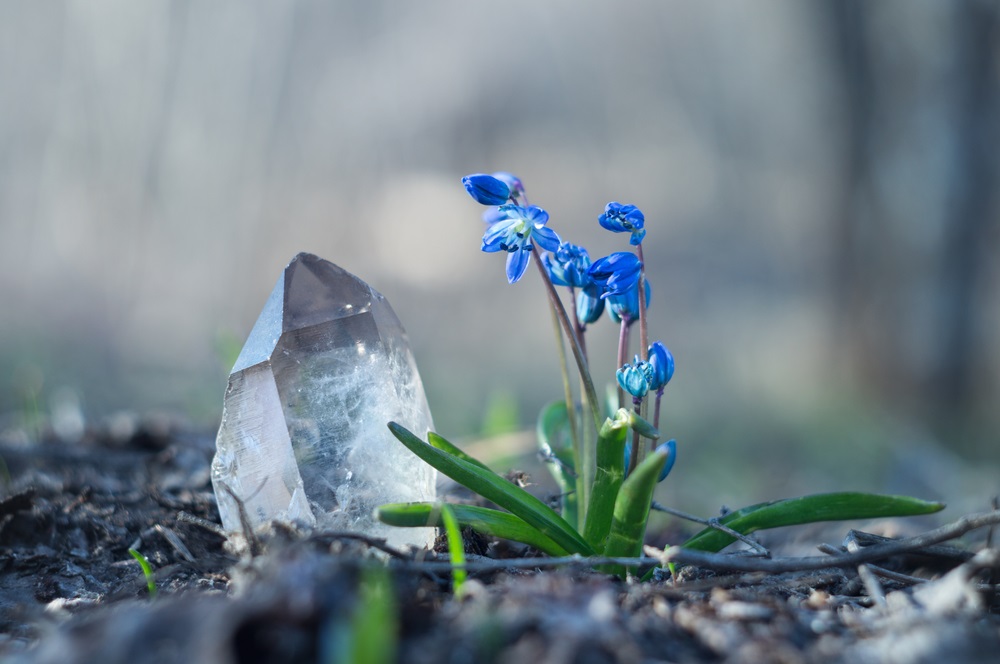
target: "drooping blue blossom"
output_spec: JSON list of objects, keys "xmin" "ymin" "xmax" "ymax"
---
[
  {"xmin": 599, "ymin": 202, "xmax": 646, "ymax": 245},
  {"xmin": 588, "ymin": 252, "xmax": 642, "ymax": 299},
  {"xmin": 575, "ymin": 288, "xmax": 605, "ymax": 325},
  {"xmin": 463, "ymin": 173, "xmax": 511, "ymax": 206},
  {"xmin": 481, "ymin": 204, "xmax": 561, "ymax": 283},
  {"xmin": 647, "ymin": 341, "xmax": 675, "ymax": 391},
  {"xmin": 542, "ymin": 242, "xmax": 593, "ymax": 289},
  {"xmin": 655, "ymin": 439, "xmax": 677, "ymax": 482},
  {"xmin": 607, "ymin": 278, "xmax": 651, "ymax": 325},
  {"xmin": 616, "ymin": 360, "xmax": 649, "ymax": 399}
]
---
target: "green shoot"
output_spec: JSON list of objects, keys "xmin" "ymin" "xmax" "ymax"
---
[{"xmin": 128, "ymin": 548, "xmax": 157, "ymax": 598}]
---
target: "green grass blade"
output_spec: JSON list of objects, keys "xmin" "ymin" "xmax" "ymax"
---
[
  {"xmin": 428, "ymin": 432, "xmax": 494, "ymax": 472},
  {"xmin": 128, "ymin": 548, "xmax": 157, "ymax": 598},
  {"xmin": 536, "ymin": 400, "xmax": 578, "ymax": 527},
  {"xmin": 601, "ymin": 446, "xmax": 669, "ymax": 576},
  {"xmin": 440, "ymin": 504, "xmax": 467, "ymax": 596},
  {"xmin": 582, "ymin": 411, "xmax": 630, "ymax": 552},
  {"xmin": 388, "ymin": 422, "xmax": 594, "ymax": 555},
  {"xmin": 377, "ymin": 502, "xmax": 570, "ymax": 556},
  {"xmin": 682, "ymin": 492, "xmax": 946, "ymax": 552}
]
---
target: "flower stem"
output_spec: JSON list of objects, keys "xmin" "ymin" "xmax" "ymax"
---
[
  {"xmin": 616, "ymin": 319, "xmax": 630, "ymax": 410},
  {"xmin": 628, "ymin": 398, "xmax": 642, "ymax": 477},
  {"xmin": 532, "ymin": 247, "xmax": 602, "ymax": 524},
  {"xmin": 568, "ymin": 287, "xmax": 588, "ymax": 363},
  {"xmin": 532, "ymin": 247, "xmax": 601, "ymax": 430},
  {"xmin": 636, "ymin": 244, "xmax": 649, "ymax": 363},
  {"xmin": 635, "ymin": 243, "xmax": 652, "ymax": 459},
  {"xmin": 548, "ymin": 301, "xmax": 583, "ymax": 514}
]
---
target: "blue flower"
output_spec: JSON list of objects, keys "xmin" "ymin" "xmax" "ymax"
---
[
  {"xmin": 607, "ymin": 278, "xmax": 651, "ymax": 325},
  {"xmin": 482, "ymin": 204, "xmax": 561, "ymax": 283},
  {"xmin": 647, "ymin": 341, "xmax": 675, "ymax": 391},
  {"xmin": 655, "ymin": 439, "xmax": 677, "ymax": 482},
  {"xmin": 463, "ymin": 173, "xmax": 511, "ymax": 206},
  {"xmin": 588, "ymin": 252, "xmax": 642, "ymax": 298},
  {"xmin": 542, "ymin": 242, "xmax": 592, "ymax": 289},
  {"xmin": 599, "ymin": 202, "xmax": 646, "ymax": 245},
  {"xmin": 616, "ymin": 361, "xmax": 649, "ymax": 399},
  {"xmin": 576, "ymin": 288, "xmax": 605, "ymax": 325}
]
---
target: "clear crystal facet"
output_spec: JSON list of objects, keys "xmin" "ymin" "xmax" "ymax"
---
[{"xmin": 211, "ymin": 253, "xmax": 436, "ymax": 550}]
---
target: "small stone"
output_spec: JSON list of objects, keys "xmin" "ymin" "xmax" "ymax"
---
[{"xmin": 211, "ymin": 253, "xmax": 436, "ymax": 550}]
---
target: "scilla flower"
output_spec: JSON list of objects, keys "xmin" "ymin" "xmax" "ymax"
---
[
  {"xmin": 599, "ymin": 202, "xmax": 646, "ymax": 245},
  {"xmin": 482, "ymin": 204, "xmax": 561, "ymax": 283},
  {"xmin": 616, "ymin": 358, "xmax": 652, "ymax": 400},
  {"xmin": 608, "ymin": 278, "xmax": 651, "ymax": 325},
  {"xmin": 647, "ymin": 341, "xmax": 675, "ymax": 391},
  {"xmin": 588, "ymin": 252, "xmax": 641, "ymax": 298},
  {"xmin": 463, "ymin": 173, "xmax": 511, "ymax": 206},
  {"xmin": 542, "ymin": 242, "xmax": 592, "ymax": 289}
]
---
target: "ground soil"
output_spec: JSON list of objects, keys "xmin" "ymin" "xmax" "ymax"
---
[{"xmin": 1, "ymin": 421, "xmax": 998, "ymax": 663}]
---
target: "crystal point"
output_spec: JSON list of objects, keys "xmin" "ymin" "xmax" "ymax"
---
[{"xmin": 212, "ymin": 253, "xmax": 436, "ymax": 550}]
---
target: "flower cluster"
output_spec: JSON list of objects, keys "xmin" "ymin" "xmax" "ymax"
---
[{"xmin": 462, "ymin": 170, "xmax": 676, "ymax": 482}]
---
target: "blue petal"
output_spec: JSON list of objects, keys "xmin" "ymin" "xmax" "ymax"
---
[
  {"xmin": 463, "ymin": 174, "xmax": 511, "ymax": 206},
  {"xmin": 482, "ymin": 218, "xmax": 518, "ymax": 252},
  {"xmin": 523, "ymin": 205, "xmax": 549, "ymax": 226},
  {"xmin": 506, "ymin": 247, "xmax": 531, "ymax": 283},
  {"xmin": 532, "ymin": 225, "xmax": 561, "ymax": 252},
  {"xmin": 542, "ymin": 252, "xmax": 569, "ymax": 286},
  {"xmin": 647, "ymin": 341, "xmax": 675, "ymax": 390},
  {"xmin": 599, "ymin": 212, "xmax": 627, "ymax": 233},
  {"xmin": 656, "ymin": 439, "xmax": 677, "ymax": 482},
  {"xmin": 576, "ymin": 289, "xmax": 605, "ymax": 324},
  {"xmin": 629, "ymin": 228, "xmax": 647, "ymax": 245},
  {"xmin": 482, "ymin": 207, "xmax": 506, "ymax": 225}
]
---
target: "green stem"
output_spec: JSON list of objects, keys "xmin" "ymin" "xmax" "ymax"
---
[
  {"xmin": 636, "ymin": 243, "xmax": 649, "ymax": 362},
  {"xmin": 548, "ymin": 303, "xmax": 582, "ymax": 513},
  {"xmin": 616, "ymin": 319, "xmax": 630, "ymax": 409},
  {"xmin": 532, "ymin": 247, "xmax": 602, "ymax": 430},
  {"xmin": 569, "ymin": 287, "xmax": 588, "ymax": 362},
  {"xmin": 628, "ymin": 398, "xmax": 642, "ymax": 476}
]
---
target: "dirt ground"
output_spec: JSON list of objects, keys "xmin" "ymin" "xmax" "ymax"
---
[{"xmin": 1, "ymin": 421, "xmax": 998, "ymax": 664}]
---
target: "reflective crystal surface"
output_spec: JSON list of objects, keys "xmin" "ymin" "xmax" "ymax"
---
[{"xmin": 211, "ymin": 253, "xmax": 436, "ymax": 550}]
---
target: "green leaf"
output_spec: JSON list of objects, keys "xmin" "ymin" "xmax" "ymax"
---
[
  {"xmin": 387, "ymin": 422, "xmax": 594, "ymax": 556},
  {"xmin": 440, "ymin": 504, "xmax": 467, "ymax": 596},
  {"xmin": 602, "ymin": 447, "xmax": 669, "ymax": 576},
  {"xmin": 582, "ymin": 410, "xmax": 630, "ymax": 552},
  {"xmin": 128, "ymin": 548, "xmax": 157, "ymax": 598},
  {"xmin": 682, "ymin": 492, "xmax": 946, "ymax": 552},
  {"xmin": 536, "ymin": 400, "xmax": 578, "ymax": 527},
  {"xmin": 428, "ymin": 432, "xmax": 494, "ymax": 472},
  {"xmin": 377, "ymin": 502, "xmax": 570, "ymax": 556}
]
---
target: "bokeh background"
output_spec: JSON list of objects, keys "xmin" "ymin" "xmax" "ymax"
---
[{"xmin": 2, "ymin": 1, "xmax": 998, "ymax": 513}]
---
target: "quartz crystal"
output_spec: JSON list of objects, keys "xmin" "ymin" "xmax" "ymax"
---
[{"xmin": 211, "ymin": 253, "xmax": 436, "ymax": 550}]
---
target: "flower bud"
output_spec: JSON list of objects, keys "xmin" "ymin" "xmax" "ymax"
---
[
  {"xmin": 462, "ymin": 173, "xmax": 511, "ymax": 206},
  {"xmin": 616, "ymin": 363, "xmax": 649, "ymax": 399},
  {"xmin": 647, "ymin": 341, "xmax": 675, "ymax": 391}
]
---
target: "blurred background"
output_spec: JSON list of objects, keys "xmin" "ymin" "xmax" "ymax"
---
[{"xmin": 1, "ymin": 1, "xmax": 998, "ymax": 513}]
